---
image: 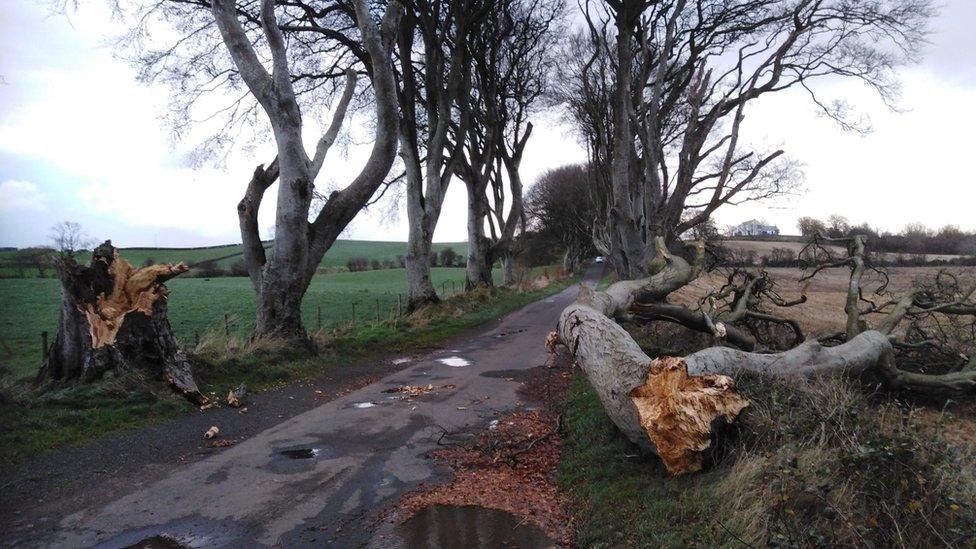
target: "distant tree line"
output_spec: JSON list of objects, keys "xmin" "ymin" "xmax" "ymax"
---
[
  {"xmin": 797, "ymin": 216, "xmax": 976, "ymax": 256},
  {"xmin": 346, "ymin": 247, "xmax": 463, "ymax": 272}
]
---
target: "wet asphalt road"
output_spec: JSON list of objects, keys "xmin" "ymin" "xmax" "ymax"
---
[{"xmin": 5, "ymin": 264, "xmax": 602, "ymax": 548}]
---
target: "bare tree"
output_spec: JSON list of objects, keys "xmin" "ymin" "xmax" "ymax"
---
[
  {"xmin": 398, "ymin": 0, "xmax": 488, "ymax": 309},
  {"xmin": 548, "ymin": 0, "xmax": 943, "ymax": 478},
  {"xmin": 456, "ymin": 0, "xmax": 564, "ymax": 288},
  {"xmin": 125, "ymin": 0, "xmax": 403, "ymax": 341},
  {"xmin": 560, "ymin": 0, "xmax": 931, "ymax": 278},
  {"xmin": 49, "ymin": 221, "xmax": 93, "ymax": 260}
]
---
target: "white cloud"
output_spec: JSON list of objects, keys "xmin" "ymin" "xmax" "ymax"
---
[{"xmin": 0, "ymin": 179, "xmax": 46, "ymax": 212}]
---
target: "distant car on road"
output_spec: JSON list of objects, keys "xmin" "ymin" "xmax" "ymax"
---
[{"xmin": 595, "ymin": 256, "xmax": 605, "ymax": 263}]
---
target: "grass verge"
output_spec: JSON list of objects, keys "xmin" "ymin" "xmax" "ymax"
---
[
  {"xmin": 558, "ymin": 370, "xmax": 976, "ymax": 547},
  {"xmin": 0, "ymin": 274, "xmax": 578, "ymax": 473}
]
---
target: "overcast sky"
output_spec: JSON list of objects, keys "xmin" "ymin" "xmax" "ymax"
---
[{"xmin": 1, "ymin": 1, "xmax": 974, "ymax": 248}]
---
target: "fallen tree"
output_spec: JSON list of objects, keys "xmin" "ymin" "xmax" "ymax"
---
[
  {"xmin": 557, "ymin": 236, "xmax": 976, "ymax": 475},
  {"xmin": 37, "ymin": 241, "xmax": 204, "ymax": 403}
]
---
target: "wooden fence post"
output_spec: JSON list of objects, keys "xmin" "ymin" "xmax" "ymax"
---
[
  {"xmin": 41, "ymin": 331, "xmax": 48, "ymax": 360},
  {"xmin": 351, "ymin": 302, "xmax": 357, "ymax": 328},
  {"xmin": 224, "ymin": 313, "xmax": 230, "ymax": 336},
  {"xmin": 317, "ymin": 305, "xmax": 322, "ymax": 331}
]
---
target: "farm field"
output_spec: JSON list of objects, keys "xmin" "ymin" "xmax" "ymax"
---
[
  {"xmin": 0, "ymin": 239, "xmax": 469, "ymax": 276},
  {"xmin": 0, "ymin": 266, "xmax": 497, "ymax": 380},
  {"xmin": 671, "ymin": 265, "xmax": 976, "ymax": 335}
]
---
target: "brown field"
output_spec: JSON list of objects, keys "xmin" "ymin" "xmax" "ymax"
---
[
  {"xmin": 720, "ymin": 239, "xmax": 964, "ymax": 262},
  {"xmin": 670, "ymin": 266, "xmax": 976, "ymax": 336}
]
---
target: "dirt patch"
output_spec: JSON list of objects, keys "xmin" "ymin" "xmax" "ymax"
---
[{"xmin": 392, "ymin": 352, "xmax": 575, "ymax": 545}]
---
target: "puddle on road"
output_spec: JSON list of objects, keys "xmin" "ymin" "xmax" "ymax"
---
[
  {"xmin": 437, "ymin": 356, "xmax": 470, "ymax": 368},
  {"xmin": 352, "ymin": 401, "xmax": 378, "ymax": 409},
  {"xmin": 124, "ymin": 535, "xmax": 189, "ymax": 549},
  {"xmin": 267, "ymin": 445, "xmax": 333, "ymax": 473},
  {"xmin": 397, "ymin": 505, "xmax": 553, "ymax": 549},
  {"xmin": 279, "ymin": 448, "xmax": 321, "ymax": 459}
]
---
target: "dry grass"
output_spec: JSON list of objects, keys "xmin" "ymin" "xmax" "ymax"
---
[{"xmin": 713, "ymin": 373, "xmax": 976, "ymax": 547}]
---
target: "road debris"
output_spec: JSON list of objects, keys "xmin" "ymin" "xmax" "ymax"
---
[
  {"xmin": 204, "ymin": 426, "xmax": 219, "ymax": 439},
  {"xmin": 383, "ymin": 383, "xmax": 456, "ymax": 397},
  {"xmin": 227, "ymin": 384, "xmax": 247, "ymax": 407},
  {"xmin": 545, "ymin": 330, "xmax": 559, "ymax": 353}
]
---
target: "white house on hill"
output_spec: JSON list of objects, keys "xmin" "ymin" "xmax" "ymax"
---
[{"xmin": 730, "ymin": 219, "xmax": 779, "ymax": 237}]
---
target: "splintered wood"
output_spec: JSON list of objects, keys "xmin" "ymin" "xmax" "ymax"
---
[
  {"xmin": 83, "ymin": 251, "xmax": 189, "ymax": 347},
  {"xmin": 629, "ymin": 356, "xmax": 749, "ymax": 475}
]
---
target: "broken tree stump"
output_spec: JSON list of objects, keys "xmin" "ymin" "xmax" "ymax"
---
[{"xmin": 36, "ymin": 240, "xmax": 204, "ymax": 403}]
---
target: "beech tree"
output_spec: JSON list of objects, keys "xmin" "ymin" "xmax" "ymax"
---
[
  {"xmin": 456, "ymin": 0, "xmax": 563, "ymax": 288},
  {"xmin": 560, "ymin": 0, "xmax": 931, "ymax": 278},
  {"xmin": 123, "ymin": 0, "xmax": 403, "ymax": 340},
  {"xmin": 398, "ymin": 0, "xmax": 488, "ymax": 309},
  {"xmin": 549, "ymin": 0, "xmax": 952, "ymax": 477}
]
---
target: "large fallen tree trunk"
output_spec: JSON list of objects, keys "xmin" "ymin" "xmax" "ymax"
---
[
  {"xmin": 557, "ymin": 237, "xmax": 976, "ymax": 475},
  {"xmin": 36, "ymin": 241, "xmax": 203, "ymax": 403}
]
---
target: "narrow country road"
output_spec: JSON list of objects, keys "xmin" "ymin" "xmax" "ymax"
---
[{"xmin": 4, "ymin": 264, "xmax": 602, "ymax": 548}]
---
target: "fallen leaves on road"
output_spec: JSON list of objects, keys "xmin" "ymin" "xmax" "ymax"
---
[
  {"xmin": 383, "ymin": 383, "xmax": 457, "ymax": 397},
  {"xmin": 207, "ymin": 438, "xmax": 235, "ymax": 448}
]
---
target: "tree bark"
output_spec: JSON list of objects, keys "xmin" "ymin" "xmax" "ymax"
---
[
  {"xmin": 37, "ymin": 241, "xmax": 203, "ymax": 403},
  {"xmin": 465, "ymin": 179, "xmax": 494, "ymax": 289},
  {"xmin": 501, "ymin": 253, "xmax": 517, "ymax": 286},
  {"xmin": 405, "ymin": 217, "xmax": 439, "ymax": 309}
]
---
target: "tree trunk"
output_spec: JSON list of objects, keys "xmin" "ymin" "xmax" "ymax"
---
[
  {"xmin": 465, "ymin": 180, "xmax": 494, "ymax": 289},
  {"xmin": 501, "ymin": 253, "xmax": 517, "ymax": 286},
  {"xmin": 254, "ymin": 267, "xmax": 309, "ymax": 341},
  {"xmin": 405, "ymin": 226, "xmax": 439, "ymax": 310},
  {"xmin": 37, "ymin": 241, "xmax": 203, "ymax": 403}
]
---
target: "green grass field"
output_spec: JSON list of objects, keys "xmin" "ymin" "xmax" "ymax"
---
[
  {"xmin": 0, "ymin": 267, "xmax": 495, "ymax": 380},
  {"xmin": 0, "ymin": 239, "xmax": 469, "ymax": 276}
]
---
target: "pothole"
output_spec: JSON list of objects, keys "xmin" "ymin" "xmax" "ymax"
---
[
  {"xmin": 437, "ymin": 356, "xmax": 470, "ymax": 367},
  {"xmin": 279, "ymin": 448, "xmax": 320, "ymax": 459},
  {"xmin": 123, "ymin": 534, "xmax": 189, "ymax": 549},
  {"xmin": 397, "ymin": 505, "xmax": 553, "ymax": 549}
]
